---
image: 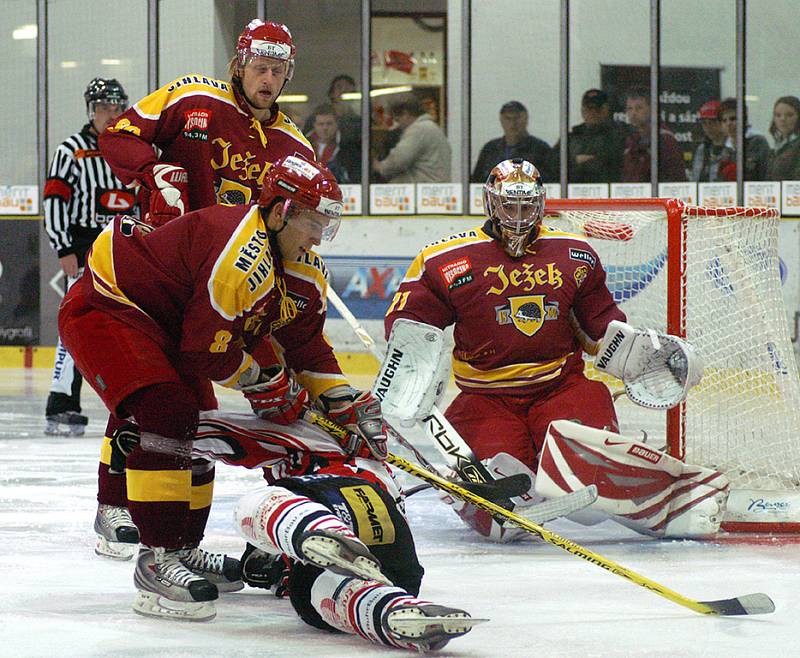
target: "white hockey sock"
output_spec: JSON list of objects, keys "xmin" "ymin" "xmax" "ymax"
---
[
  {"xmin": 235, "ymin": 486, "xmax": 358, "ymax": 561},
  {"xmin": 310, "ymin": 570, "xmax": 431, "ymax": 649}
]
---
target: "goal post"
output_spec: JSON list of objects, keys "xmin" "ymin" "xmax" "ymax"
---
[{"xmin": 544, "ymin": 198, "xmax": 800, "ymax": 533}]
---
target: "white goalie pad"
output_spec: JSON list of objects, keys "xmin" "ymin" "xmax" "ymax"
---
[
  {"xmin": 594, "ymin": 320, "xmax": 704, "ymax": 410},
  {"xmin": 371, "ymin": 319, "xmax": 452, "ymax": 424},
  {"xmin": 535, "ymin": 420, "xmax": 729, "ymax": 538}
]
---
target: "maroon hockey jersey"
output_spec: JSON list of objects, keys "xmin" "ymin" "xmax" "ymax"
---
[
  {"xmin": 385, "ymin": 223, "xmax": 626, "ymax": 396},
  {"xmin": 99, "ymin": 74, "xmax": 314, "ymax": 211},
  {"xmin": 86, "ymin": 206, "xmax": 346, "ymax": 397}
]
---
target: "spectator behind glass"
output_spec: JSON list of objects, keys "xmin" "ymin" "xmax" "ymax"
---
[
  {"xmin": 556, "ymin": 89, "xmax": 631, "ymax": 183},
  {"xmin": 373, "ymin": 95, "xmax": 451, "ymax": 183},
  {"xmin": 767, "ymin": 95, "xmax": 800, "ymax": 181},
  {"xmin": 622, "ymin": 89, "xmax": 687, "ymax": 182},
  {"xmin": 304, "ymin": 74, "xmax": 360, "ymax": 144},
  {"xmin": 719, "ymin": 98, "xmax": 770, "ymax": 181},
  {"xmin": 471, "ymin": 101, "xmax": 554, "ymax": 183},
  {"xmin": 306, "ymin": 104, "xmax": 360, "ymax": 184},
  {"xmin": 690, "ymin": 100, "xmax": 734, "ymax": 182}
]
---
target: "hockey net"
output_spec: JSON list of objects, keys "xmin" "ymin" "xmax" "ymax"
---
[{"xmin": 544, "ymin": 198, "xmax": 800, "ymax": 532}]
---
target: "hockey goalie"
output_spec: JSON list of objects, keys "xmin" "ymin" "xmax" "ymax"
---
[{"xmin": 380, "ymin": 158, "xmax": 726, "ymax": 541}]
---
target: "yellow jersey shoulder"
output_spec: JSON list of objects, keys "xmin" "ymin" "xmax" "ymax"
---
[
  {"xmin": 208, "ymin": 207, "xmax": 275, "ymax": 321},
  {"xmin": 135, "ymin": 74, "xmax": 236, "ymax": 118}
]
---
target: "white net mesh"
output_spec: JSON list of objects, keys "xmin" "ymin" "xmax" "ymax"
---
[{"xmin": 548, "ymin": 201, "xmax": 800, "ymax": 492}]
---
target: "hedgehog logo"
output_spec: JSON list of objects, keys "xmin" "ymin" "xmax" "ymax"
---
[{"xmin": 509, "ymin": 295, "xmax": 546, "ymax": 336}]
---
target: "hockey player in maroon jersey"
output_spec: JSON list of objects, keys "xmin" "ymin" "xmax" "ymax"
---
[
  {"xmin": 382, "ymin": 158, "xmax": 723, "ymax": 541},
  {"xmin": 99, "ymin": 19, "xmax": 313, "ymax": 225},
  {"xmin": 59, "ymin": 156, "xmax": 390, "ymax": 621},
  {"xmin": 92, "ymin": 19, "xmax": 315, "ymax": 560}
]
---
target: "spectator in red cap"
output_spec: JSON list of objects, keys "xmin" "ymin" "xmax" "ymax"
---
[{"xmin": 690, "ymin": 99, "xmax": 734, "ymax": 182}]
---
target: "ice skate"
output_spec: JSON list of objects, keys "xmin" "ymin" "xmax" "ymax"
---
[
  {"xmin": 298, "ymin": 528, "xmax": 391, "ymax": 585},
  {"xmin": 44, "ymin": 411, "xmax": 88, "ymax": 437},
  {"xmin": 382, "ymin": 603, "xmax": 486, "ymax": 651},
  {"xmin": 133, "ymin": 547, "xmax": 218, "ymax": 621},
  {"xmin": 94, "ymin": 504, "xmax": 140, "ymax": 560},
  {"xmin": 180, "ymin": 546, "xmax": 244, "ymax": 593}
]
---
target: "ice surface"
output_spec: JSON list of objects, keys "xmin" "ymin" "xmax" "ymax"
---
[{"xmin": 1, "ymin": 370, "xmax": 798, "ymax": 657}]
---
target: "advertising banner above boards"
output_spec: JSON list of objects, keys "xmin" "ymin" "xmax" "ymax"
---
[
  {"xmin": 317, "ymin": 216, "xmax": 800, "ymax": 354},
  {"xmin": 0, "ymin": 185, "xmax": 38, "ymax": 215},
  {"xmin": 0, "ymin": 218, "xmax": 40, "ymax": 345}
]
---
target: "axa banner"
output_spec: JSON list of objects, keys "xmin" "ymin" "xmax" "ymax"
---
[
  {"xmin": 326, "ymin": 255, "xmax": 412, "ymax": 320},
  {"xmin": 0, "ymin": 218, "xmax": 40, "ymax": 344}
]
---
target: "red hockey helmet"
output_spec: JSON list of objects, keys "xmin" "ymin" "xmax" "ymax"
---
[
  {"xmin": 259, "ymin": 155, "xmax": 343, "ymax": 241},
  {"xmin": 483, "ymin": 158, "xmax": 545, "ymax": 258},
  {"xmin": 236, "ymin": 19, "xmax": 296, "ymax": 80}
]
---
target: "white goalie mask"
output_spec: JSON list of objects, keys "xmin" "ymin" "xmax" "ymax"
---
[{"xmin": 483, "ymin": 159, "xmax": 545, "ymax": 258}]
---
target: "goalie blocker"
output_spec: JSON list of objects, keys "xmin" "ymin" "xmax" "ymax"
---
[
  {"xmin": 372, "ymin": 319, "xmax": 452, "ymax": 426},
  {"xmin": 536, "ymin": 420, "xmax": 729, "ymax": 538}
]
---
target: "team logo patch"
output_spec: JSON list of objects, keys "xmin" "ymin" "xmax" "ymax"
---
[
  {"xmin": 216, "ymin": 177, "xmax": 252, "ymax": 205},
  {"xmin": 341, "ymin": 485, "xmax": 395, "ymax": 545},
  {"xmin": 182, "ymin": 109, "xmax": 211, "ymax": 141},
  {"xmin": 495, "ymin": 295, "xmax": 559, "ymax": 336},
  {"xmin": 574, "ymin": 265, "xmax": 589, "ymax": 287},
  {"xmin": 439, "ymin": 257, "xmax": 473, "ymax": 290},
  {"xmin": 569, "ymin": 248, "xmax": 596, "ymax": 268}
]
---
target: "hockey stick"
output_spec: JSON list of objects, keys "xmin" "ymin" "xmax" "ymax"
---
[
  {"xmin": 390, "ymin": 451, "xmax": 774, "ymax": 617},
  {"xmin": 327, "ymin": 287, "xmax": 497, "ymax": 486},
  {"xmin": 304, "ymin": 410, "xmax": 774, "ymax": 616},
  {"xmin": 305, "ymin": 409, "xmax": 596, "ymax": 529}
]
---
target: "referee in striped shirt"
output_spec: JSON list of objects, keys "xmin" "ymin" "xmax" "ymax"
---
[{"xmin": 44, "ymin": 78, "xmax": 137, "ymax": 435}]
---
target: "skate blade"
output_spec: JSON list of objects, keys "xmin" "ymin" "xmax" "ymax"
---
[
  {"xmin": 95, "ymin": 535, "xmax": 136, "ymax": 561},
  {"xmin": 301, "ymin": 535, "xmax": 392, "ymax": 585},
  {"xmin": 132, "ymin": 590, "xmax": 216, "ymax": 622},
  {"xmin": 388, "ymin": 612, "xmax": 488, "ymax": 639}
]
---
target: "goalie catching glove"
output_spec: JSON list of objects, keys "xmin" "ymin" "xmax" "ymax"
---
[
  {"xmin": 142, "ymin": 162, "xmax": 189, "ymax": 227},
  {"xmin": 593, "ymin": 320, "xmax": 703, "ymax": 409},
  {"xmin": 241, "ymin": 365, "xmax": 310, "ymax": 425},
  {"xmin": 318, "ymin": 386, "xmax": 389, "ymax": 461}
]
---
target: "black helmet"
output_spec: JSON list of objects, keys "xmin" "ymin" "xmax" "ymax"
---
[{"xmin": 84, "ymin": 78, "xmax": 128, "ymax": 118}]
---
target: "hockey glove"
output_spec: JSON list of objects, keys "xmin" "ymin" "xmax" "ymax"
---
[
  {"xmin": 109, "ymin": 422, "xmax": 141, "ymax": 475},
  {"xmin": 318, "ymin": 386, "xmax": 389, "ymax": 461},
  {"xmin": 142, "ymin": 162, "xmax": 189, "ymax": 227},
  {"xmin": 241, "ymin": 543, "xmax": 292, "ymax": 597},
  {"xmin": 241, "ymin": 366, "xmax": 309, "ymax": 425}
]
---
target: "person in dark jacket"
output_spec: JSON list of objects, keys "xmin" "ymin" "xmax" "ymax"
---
[
  {"xmin": 471, "ymin": 101, "xmax": 554, "ymax": 182},
  {"xmin": 718, "ymin": 97, "xmax": 770, "ymax": 181},
  {"xmin": 557, "ymin": 89, "xmax": 631, "ymax": 183}
]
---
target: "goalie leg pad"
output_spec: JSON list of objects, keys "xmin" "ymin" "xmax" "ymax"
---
[
  {"xmin": 535, "ymin": 420, "xmax": 729, "ymax": 537},
  {"xmin": 372, "ymin": 319, "xmax": 452, "ymax": 425}
]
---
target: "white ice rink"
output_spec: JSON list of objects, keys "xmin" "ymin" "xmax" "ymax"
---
[{"xmin": 2, "ymin": 368, "xmax": 798, "ymax": 658}]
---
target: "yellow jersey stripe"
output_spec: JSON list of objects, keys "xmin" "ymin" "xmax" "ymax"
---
[
  {"xmin": 454, "ymin": 367, "xmax": 564, "ymax": 389},
  {"xmin": 403, "ymin": 228, "xmax": 492, "ymax": 282},
  {"xmin": 127, "ymin": 469, "xmax": 191, "ymax": 502},
  {"xmin": 99, "ymin": 436, "xmax": 112, "ymax": 466},
  {"xmin": 453, "ymin": 354, "xmax": 569, "ymax": 383},
  {"xmin": 298, "ymin": 371, "xmax": 350, "ymax": 400},
  {"xmin": 190, "ymin": 481, "xmax": 214, "ymax": 510}
]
